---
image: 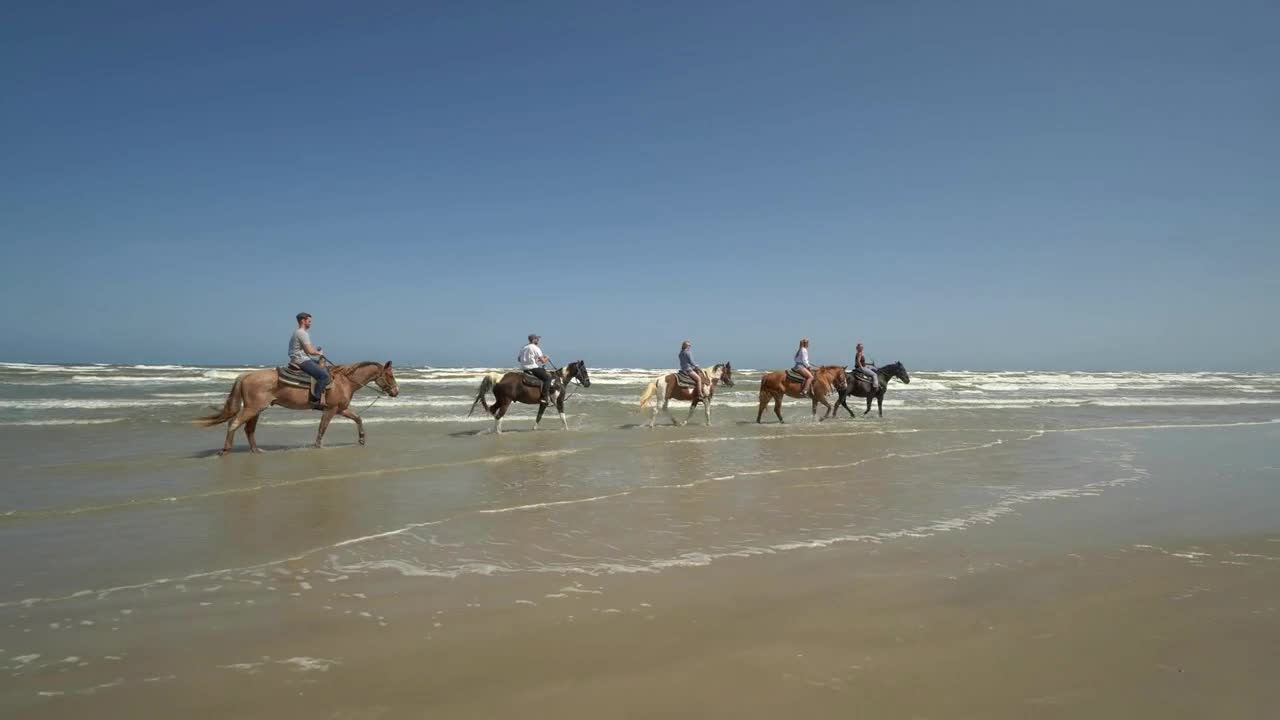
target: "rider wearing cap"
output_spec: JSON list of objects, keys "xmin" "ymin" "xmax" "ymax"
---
[
  {"xmin": 289, "ymin": 312, "xmax": 329, "ymax": 409},
  {"xmin": 518, "ymin": 334, "xmax": 555, "ymax": 406}
]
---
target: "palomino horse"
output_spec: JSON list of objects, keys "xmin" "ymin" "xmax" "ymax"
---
[
  {"xmin": 197, "ymin": 361, "xmax": 399, "ymax": 454},
  {"xmin": 755, "ymin": 365, "xmax": 848, "ymax": 423},
  {"xmin": 638, "ymin": 362, "xmax": 735, "ymax": 427},
  {"xmin": 468, "ymin": 361, "xmax": 592, "ymax": 433},
  {"xmin": 830, "ymin": 361, "xmax": 911, "ymax": 418}
]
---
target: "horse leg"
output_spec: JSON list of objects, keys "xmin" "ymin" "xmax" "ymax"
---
[
  {"xmin": 556, "ymin": 396, "xmax": 568, "ymax": 430},
  {"xmin": 314, "ymin": 406, "xmax": 339, "ymax": 448},
  {"xmin": 684, "ymin": 400, "xmax": 697, "ymax": 426},
  {"xmin": 817, "ymin": 394, "xmax": 834, "ymax": 420},
  {"xmin": 704, "ymin": 398, "xmax": 711, "ymax": 426},
  {"xmin": 774, "ymin": 394, "xmax": 784, "ymax": 423},
  {"xmin": 864, "ymin": 396, "xmax": 873, "ymax": 415},
  {"xmin": 756, "ymin": 390, "xmax": 770, "ymax": 423},
  {"xmin": 877, "ymin": 392, "xmax": 885, "ymax": 417},
  {"xmin": 244, "ymin": 414, "xmax": 263, "ymax": 453},
  {"xmin": 220, "ymin": 408, "xmax": 256, "ymax": 455},
  {"xmin": 493, "ymin": 399, "xmax": 510, "ymax": 434},
  {"xmin": 838, "ymin": 393, "xmax": 854, "ymax": 418},
  {"xmin": 533, "ymin": 400, "xmax": 547, "ymax": 430},
  {"xmin": 340, "ymin": 408, "xmax": 366, "ymax": 445},
  {"xmin": 668, "ymin": 399, "xmax": 683, "ymax": 427}
]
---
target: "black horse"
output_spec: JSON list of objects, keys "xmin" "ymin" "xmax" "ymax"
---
[{"xmin": 828, "ymin": 361, "xmax": 910, "ymax": 418}]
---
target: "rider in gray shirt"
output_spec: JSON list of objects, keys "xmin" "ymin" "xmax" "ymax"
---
[{"xmin": 290, "ymin": 312, "xmax": 329, "ymax": 408}]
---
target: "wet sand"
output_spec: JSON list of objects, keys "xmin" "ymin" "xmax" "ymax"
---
[{"xmin": 2, "ymin": 365, "xmax": 1279, "ymax": 718}]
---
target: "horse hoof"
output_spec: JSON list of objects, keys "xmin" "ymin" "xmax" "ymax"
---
[
  {"xmin": 358, "ymin": 438, "xmax": 366, "ymax": 446},
  {"xmin": 251, "ymin": 448, "xmax": 265, "ymax": 454}
]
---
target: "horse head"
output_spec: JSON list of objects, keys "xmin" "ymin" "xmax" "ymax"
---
[
  {"xmin": 715, "ymin": 362, "xmax": 735, "ymax": 387},
  {"xmin": 375, "ymin": 361, "xmax": 401, "ymax": 397},
  {"xmin": 886, "ymin": 361, "xmax": 910, "ymax": 384},
  {"xmin": 569, "ymin": 360, "xmax": 591, "ymax": 388},
  {"xmin": 821, "ymin": 365, "xmax": 848, "ymax": 392}
]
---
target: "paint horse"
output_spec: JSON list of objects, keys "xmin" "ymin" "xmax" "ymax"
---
[
  {"xmin": 468, "ymin": 361, "xmax": 592, "ymax": 433},
  {"xmin": 637, "ymin": 362, "xmax": 735, "ymax": 427}
]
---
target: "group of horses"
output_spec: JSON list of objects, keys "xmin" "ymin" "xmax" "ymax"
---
[{"xmin": 198, "ymin": 359, "xmax": 910, "ymax": 453}]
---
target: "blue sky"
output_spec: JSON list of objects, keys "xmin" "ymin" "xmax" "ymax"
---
[{"xmin": 2, "ymin": 1, "xmax": 1276, "ymax": 370}]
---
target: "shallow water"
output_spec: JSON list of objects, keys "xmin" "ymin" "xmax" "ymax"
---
[{"xmin": 2, "ymin": 363, "xmax": 1278, "ymax": 716}]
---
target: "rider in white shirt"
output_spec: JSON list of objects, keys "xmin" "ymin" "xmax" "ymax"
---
[
  {"xmin": 793, "ymin": 338, "xmax": 814, "ymax": 397},
  {"xmin": 518, "ymin": 334, "xmax": 555, "ymax": 405}
]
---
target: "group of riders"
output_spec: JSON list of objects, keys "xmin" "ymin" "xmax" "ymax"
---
[
  {"xmin": 287, "ymin": 312, "xmax": 879, "ymax": 410},
  {"xmin": 791, "ymin": 337, "xmax": 879, "ymax": 397}
]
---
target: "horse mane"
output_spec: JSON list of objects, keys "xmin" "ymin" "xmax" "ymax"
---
[{"xmin": 332, "ymin": 361, "xmax": 383, "ymax": 377}]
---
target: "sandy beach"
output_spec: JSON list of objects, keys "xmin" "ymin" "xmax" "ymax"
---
[{"xmin": 2, "ymin": 364, "xmax": 1278, "ymax": 718}]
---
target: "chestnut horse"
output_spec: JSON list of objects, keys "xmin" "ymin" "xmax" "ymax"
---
[
  {"xmin": 637, "ymin": 362, "xmax": 735, "ymax": 427},
  {"xmin": 196, "ymin": 361, "xmax": 399, "ymax": 454},
  {"xmin": 468, "ymin": 361, "xmax": 592, "ymax": 433},
  {"xmin": 755, "ymin": 365, "xmax": 848, "ymax": 423}
]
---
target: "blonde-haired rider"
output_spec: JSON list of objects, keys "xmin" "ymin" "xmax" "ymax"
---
[{"xmin": 794, "ymin": 338, "xmax": 814, "ymax": 397}]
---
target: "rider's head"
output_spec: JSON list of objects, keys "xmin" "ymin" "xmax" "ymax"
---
[
  {"xmin": 681, "ymin": 340, "xmax": 691, "ymax": 350},
  {"xmin": 296, "ymin": 312, "xmax": 312, "ymax": 329},
  {"xmin": 856, "ymin": 343, "xmax": 863, "ymax": 351},
  {"xmin": 799, "ymin": 337, "xmax": 809, "ymax": 349},
  {"xmin": 528, "ymin": 333, "xmax": 540, "ymax": 344}
]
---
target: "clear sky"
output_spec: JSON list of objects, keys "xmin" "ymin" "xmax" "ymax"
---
[{"xmin": 2, "ymin": 1, "xmax": 1276, "ymax": 371}]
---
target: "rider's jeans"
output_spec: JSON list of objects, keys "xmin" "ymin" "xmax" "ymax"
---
[{"xmin": 298, "ymin": 360, "xmax": 330, "ymax": 401}]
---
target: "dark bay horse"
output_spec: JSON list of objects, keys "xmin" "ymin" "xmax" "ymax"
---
[
  {"xmin": 830, "ymin": 361, "xmax": 911, "ymax": 418},
  {"xmin": 638, "ymin": 362, "xmax": 735, "ymax": 427},
  {"xmin": 197, "ymin": 361, "xmax": 399, "ymax": 453},
  {"xmin": 756, "ymin": 365, "xmax": 848, "ymax": 423},
  {"xmin": 468, "ymin": 361, "xmax": 592, "ymax": 433}
]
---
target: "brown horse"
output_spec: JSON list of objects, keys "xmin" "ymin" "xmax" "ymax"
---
[
  {"xmin": 755, "ymin": 365, "xmax": 848, "ymax": 423},
  {"xmin": 196, "ymin": 361, "xmax": 399, "ymax": 454},
  {"xmin": 468, "ymin": 361, "xmax": 591, "ymax": 433},
  {"xmin": 638, "ymin": 363, "xmax": 735, "ymax": 427}
]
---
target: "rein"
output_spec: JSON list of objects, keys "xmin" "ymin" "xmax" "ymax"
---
[{"xmin": 549, "ymin": 362, "xmax": 584, "ymax": 404}]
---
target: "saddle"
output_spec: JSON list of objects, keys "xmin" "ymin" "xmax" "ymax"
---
[
  {"xmin": 849, "ymin": 369, "xmax": 879, "ymax": 393},
  {"xmin": 519, "ymin": 369, "xmax": 559, "ymax": 391},
  {"xmin": 278, "ymin": 364, "xmax": 333, "ymax": 400},
  {"xmin": 785, "ymin": 368, "xmax": 810, "ymax": 384},
  {"xmin": 675, "ymin": 370, "xmax": 702, "ymax": 388}
]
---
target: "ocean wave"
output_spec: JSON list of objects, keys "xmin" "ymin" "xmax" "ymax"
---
[
  {"xmin": 70, "ymin": 375, "xmax": 196, "ymax": 385},
  {"xmin": 0, "ymin": 418, "xmax": 127, "ymax": 426},
  {"xmin": 0, "ymin": 398, "xmax": 171, "ymax": 410}
]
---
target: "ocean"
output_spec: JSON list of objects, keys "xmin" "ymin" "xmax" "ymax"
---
[{"xmin": 2, "ymin": 362, "xmax": 1278, "ymax": 718}]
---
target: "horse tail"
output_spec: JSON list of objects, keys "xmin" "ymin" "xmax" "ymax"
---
[
  {"xmin": 195, "ymin": 374, "xmax": 245, "ymax": 427},
  {"xmin": 639, "ymin": 379, "xmax": 659, "ymax": 409},
  {"xmin": 468, "ymin": 375, "xmax": 496, "ymax": 417}
]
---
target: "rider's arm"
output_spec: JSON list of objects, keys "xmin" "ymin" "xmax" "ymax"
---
[{"xmin": 304, "ymin": 342, "xmax": 323, "ymax": 356}]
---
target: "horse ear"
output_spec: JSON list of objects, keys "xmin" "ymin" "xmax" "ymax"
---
[{"xmin": 384, "ymin": 361, "xmax": 393, "ymax": 369}]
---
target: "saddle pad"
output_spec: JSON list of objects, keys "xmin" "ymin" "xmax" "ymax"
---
[
  {"xmin": 849, "ymin": 374, "xmax": 871, "ymax": 391},
  {"xmin": 277, "ymin": 365, "xmax": 313, "ymax": 388},
  {"xmin": 277, "ymin": 366, "xmax": 332, "ymax": 398},
  {"xmin": 675, "ymin": 371, "xmax": 700, "ymax": 387},
  {"xmin": 785, "ymin": 368, "xmax": 809, "ymax": 384}
]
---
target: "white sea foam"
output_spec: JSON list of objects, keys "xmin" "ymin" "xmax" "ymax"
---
[{"xmin": 0, "ymin": 418, "xmax": 127, "ymax": 427}]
